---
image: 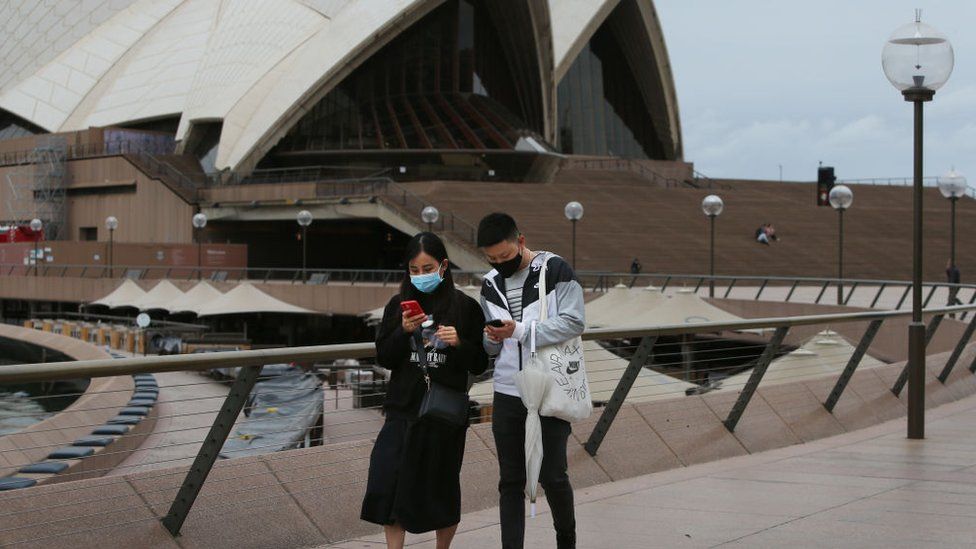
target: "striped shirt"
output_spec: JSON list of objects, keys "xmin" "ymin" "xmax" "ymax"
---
[{"xmin": 504, "ymin": 265, "xmax": 530, "ymax": 321}]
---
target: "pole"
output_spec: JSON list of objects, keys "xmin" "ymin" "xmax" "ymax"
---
[
  {"xmin": 709, "ymin": 215, "xmax": 716, "ymax": 298},
  {"xmin": 108, "ymin": 228, "xmax": 114, "ymax": 279},
  {"xmin": 33, "ymin": 237, "xmax": 38, "ymax": 277},
  {"xmin": 837, "ymin": 209, "xmax": 844, "ymax": 305},
  {"xmin": 302, "ymin": 226, "xmax": 308, "ymax": 283},
  {"xmin": 907, "ymin": 92, "xmax": 930, "ymax": 440},
  {"xmin": 950, "ymin": 197, "xmax": 957, "ymax": 269},
  {"xmin": 196, "ymin": 228, "xmax": 202, "ymax": 281},
  {"xmin": 571, "ymin": 219, "xmax": 577, "ymax": 270}
]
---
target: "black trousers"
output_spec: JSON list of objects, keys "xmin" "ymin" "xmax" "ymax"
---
[{"xmin": 492, "ymin": 392, "xmax": 576, "ymax": 549}]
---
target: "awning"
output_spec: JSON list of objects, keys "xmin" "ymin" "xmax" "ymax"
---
[
  {"xmin": 196, "ymin": 282, "xmax": 315, "ymax": 316},
  {"xmin": 167, "ymin": 281, "xmax": 225, "ymax": 315},
  {"xmin": 585, "ymin": 285, "xmax": 667, "ymax": 328},
  {"xmin": 128, "ymin": 280, "xmax": 185, "ymax": 312},
  {"xmin": 89, "ymin": 279, "xmax": 147, "ymax": 309},
  {"xmin": 361, "ymin": 284, "xmax": 482, "ymax": 325},
  {"xmin": 719, "ymin": 330, "xmax": 885, "ymax": 391},
  {"xmin": 641, "ymin": 289, "xmax": 744, "ymax": 326},
  {"xmin": 470, "ymin": 340, "xmax": 696, "ymax": 405}
]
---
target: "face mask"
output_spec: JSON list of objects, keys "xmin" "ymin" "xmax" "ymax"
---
[
  {"xmin": 491, "ymin": 248, "xmax": 523, "ymax": 278},
  {"xmin": 411, "ymin": 271, "xmax": 443, "ymax": 293}
]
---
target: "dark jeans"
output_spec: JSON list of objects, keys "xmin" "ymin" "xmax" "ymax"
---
[{"xmin": 492, "ymin": 392, "xmax": 576, "ymax": 549}]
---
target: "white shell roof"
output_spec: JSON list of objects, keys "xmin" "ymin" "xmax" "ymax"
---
[
  {"xmin": 1, "ymin": 0, "xmax": 677, "ymax": 171},
  {"xmin": 0, "ymin": 0, "xmax": 430, "ymax": 171}
]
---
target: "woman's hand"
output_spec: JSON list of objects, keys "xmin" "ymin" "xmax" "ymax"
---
[
  {"xmin": 435, "ymin": 325, "xmax": 460, "ymax": 347},
  {"xmin": 402, "ymin": 311, "xmax": 427, "ymax": 332}
]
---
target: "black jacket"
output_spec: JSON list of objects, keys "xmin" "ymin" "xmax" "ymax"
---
[{"xmin": 375, "ymin": 290, "xmax": 488, "ymax": 415}]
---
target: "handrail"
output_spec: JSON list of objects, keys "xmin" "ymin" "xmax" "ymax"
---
[
  {"xmin": 564, "ymin": 157, "xmax": 686, "ymax": 188},
  {"xmin": 4, "ymin": 302, "xmax": 975, "ymax": 384},
  {"xmin": 3, "ymin": 264, "xmax": 975, "ymax": 292},
  {"xmin": 838, "ymin": 176, "xmax": 976, "ymax": 200}
]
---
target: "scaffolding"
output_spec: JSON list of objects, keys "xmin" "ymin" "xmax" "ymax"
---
[{"xmin": 4, "ymin": 136, "xmax": 67, "ymax": 240}]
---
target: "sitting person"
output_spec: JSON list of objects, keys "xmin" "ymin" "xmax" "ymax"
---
[{"xmin": 755, "ymin": 225, "xmax": 770, "ymax": 245}]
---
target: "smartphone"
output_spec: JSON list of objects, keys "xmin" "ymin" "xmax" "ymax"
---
[
  {"xmin": 400, "ymin": 300, "xmax": 425, "ymax": 318},
  {"xmin": 486, "ymin": 319, "xmax": 505, "ymax": 328}
]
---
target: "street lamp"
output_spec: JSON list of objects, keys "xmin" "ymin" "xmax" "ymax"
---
[
  {"xmin": 937, "ymin": 169, "xmax": 967, "ymax": 269},
  {"xmin": 297, "ymin": 210, "xmax": 313, "ymax": 282},
  {"xmin": 105, "ymin": 215, "xmax": 118, "ymax": 278},
  {"xmin": 421, "ymin": 206, "xmax": 439, "ymax": 233},
  {"xmin": 882, "ymin": 11, "xmax": 954, "ymax": 440},
  {"xmin": 29, "ymin": 218, "xmax": 42, "ymax": 277},
  {"xmin": 564, "ymin": 201, "xmax": 584, "ymax": 270},
  {"xmin": 701, "ymin": 195, "xmax": 724, "ymax": 298},
  {"xmin": 829, "ymin": 185, "xmax": 853, "ymax": 305},
  {"xmin": 192, "ymin": 213, "xmax": 207, "ymax": 280}
]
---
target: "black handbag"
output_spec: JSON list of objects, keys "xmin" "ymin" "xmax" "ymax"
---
[{"xmin": 414, "ymin": 331, "xmax": 469, "ymax": 426}]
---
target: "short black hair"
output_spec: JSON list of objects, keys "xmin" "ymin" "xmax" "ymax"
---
[{"xmin": 477, "ymin": 212, "xmax": 519, "ymax": 248}]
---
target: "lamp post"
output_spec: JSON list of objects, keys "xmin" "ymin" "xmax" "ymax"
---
[
  {"xmin": 29, "ymin": 218, "xmax": 42, "ymax": 277},
  {"xmin": 829, "ymin": 185, "xmax": 853, "ymax": 305},
  {"xmin": 937, "ymin": 169, "xmax": 967, "ymax": 269},
  {"xmin": 105, "ymin": 216, "xmax": 118, "ymax": 278},
  {"xmin": 882, "ymin": 11, "xmax": 954, "ymax": 439},
  {"xmin": 297, "ymin": 210, "xmax": 313, "ymax": 282},
  {"xmin": 421, "ymin": 206, "xmax": 439, "ymax": 233},
  {"xmin": 701, "ymin": 195, "xmax": 724, "ymax": 298},
  {"xmin": 564, "ymin": 201, "xmax": 584, "ymax": 270},
  {"xmin": 192, "ymin": 213, "xmax": 207, "ymax": 280}
]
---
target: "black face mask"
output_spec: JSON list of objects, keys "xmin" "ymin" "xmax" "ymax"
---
[{"xmin": 491, "ymin": 249, "xmax": 523, "ymax": 278}]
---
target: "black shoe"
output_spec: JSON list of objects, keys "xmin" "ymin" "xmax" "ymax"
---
[{"xmin": 556, "ymin": 531, "xmax": 576, "ymax": 549}]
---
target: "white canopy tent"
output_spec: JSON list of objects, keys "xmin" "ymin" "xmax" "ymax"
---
[
  {"xmin": 196, "ymin": 282, "xmax": 315, "ymax": 317},
  {"xmin": 470, "ymin": 340, "xmax": 697, "ymax": 405},
  {"xmin": 718, "ymin": 330, "xmax": 885, "ymax": 391},
  {"xmin": 167, "ymin": 281, "xmax": 225, "ymax": 315},
  {"xmin": 362, "ymin": 284, "xmax": 482, "ymax": 326},
  {"xmin": 128, "ymin": 280, "xmax": 186, "ymax": 312},
  {"xmin": 643, "ymin": 289, "xmax": 745, "ymax": 326},
  {"xmin": 88, "ymin": 279, "xmax": 147, "ymax": 309},
  {"xmin": 585, "ymin": 285, "xmax": 667, "ymax": 329}
]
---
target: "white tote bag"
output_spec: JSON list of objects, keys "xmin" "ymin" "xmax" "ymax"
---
[{"xmin": 534, "ymin": 255, "xmax": 592, "ymax": 423}]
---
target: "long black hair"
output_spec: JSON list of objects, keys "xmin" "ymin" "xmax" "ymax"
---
[{"xmin": 399, "ymin": 232, "xmax": 457, "ymax": 323}]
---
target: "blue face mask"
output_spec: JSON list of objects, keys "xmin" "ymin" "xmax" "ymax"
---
[{"xmin": 411, "ymin": 271, "xmax": 444, "ymax": 293}]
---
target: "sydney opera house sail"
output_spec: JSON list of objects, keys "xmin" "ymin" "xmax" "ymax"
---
[{"xmin": 0, "ymin": 0, "xmax": 681, "ymax": 180}]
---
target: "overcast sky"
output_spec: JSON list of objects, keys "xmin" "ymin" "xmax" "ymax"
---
[{"xmin": 655, "ymin": 1, "xmax": 976, "ymax": 183}]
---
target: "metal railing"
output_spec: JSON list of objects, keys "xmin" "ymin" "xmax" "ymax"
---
[
  {"xmin": 562, "ymin": 157, "xmax": 691, "ymax": 188},
  {"xmin": 5, "ymin": 266, "xmax": 976, "ymax": 316},
  {"xmin": 4, "ymin": 300, "xmax": 976, "ymax": 543},
  {"xmin": 838, "ymin": 176, "xmax": 976, "ymax": 200}
]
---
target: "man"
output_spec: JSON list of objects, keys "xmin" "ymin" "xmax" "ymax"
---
[
  {"xmin": 476, "ymin": 212, "xmax": 584, "ymax": 549},
  {"xmin": 947, "ymin": 259, "xmax": 962, "ymax": 315}
]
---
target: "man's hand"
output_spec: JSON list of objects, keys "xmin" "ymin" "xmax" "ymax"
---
[{"xmin": 484, "ymin": 319, "xmax": 516, "ymax": 343}]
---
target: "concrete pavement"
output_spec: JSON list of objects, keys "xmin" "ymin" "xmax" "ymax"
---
[{"xmin": 324, "ymin": 391, "xmax": 976, "ymax": 548}]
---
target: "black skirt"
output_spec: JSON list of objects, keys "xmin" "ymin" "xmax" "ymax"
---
[{"xmin": 360, "ymin": 414, "xmax": 467, "ymax": 534}]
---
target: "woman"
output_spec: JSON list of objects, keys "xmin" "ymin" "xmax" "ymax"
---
[{"xmin": 361, "ymin": 232, "xmax": 488, "ymax": 549}]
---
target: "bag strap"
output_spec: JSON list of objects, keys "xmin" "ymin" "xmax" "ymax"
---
[{"xmin": 412, "ymin": 330, "xmax": 431, "ymax": 390}]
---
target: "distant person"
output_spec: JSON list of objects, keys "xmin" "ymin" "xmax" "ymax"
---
[
  {"xmin": 947, "ymin": 259, "xmax": 962, "ymax": 313},
  {"xmin": 766, "ymin": 223, "xmax": 778, "ymax": 242},
  {"xmin": 755, "ymin": 225, "xmax": 770, "ymax": 245},
  {"xmin": 361, "ymin": 232, "xmax": 488, "ymax": 549},
  {"xmin": 630, "ymin": 258, "xmax": 642, "ymax": 274}
]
